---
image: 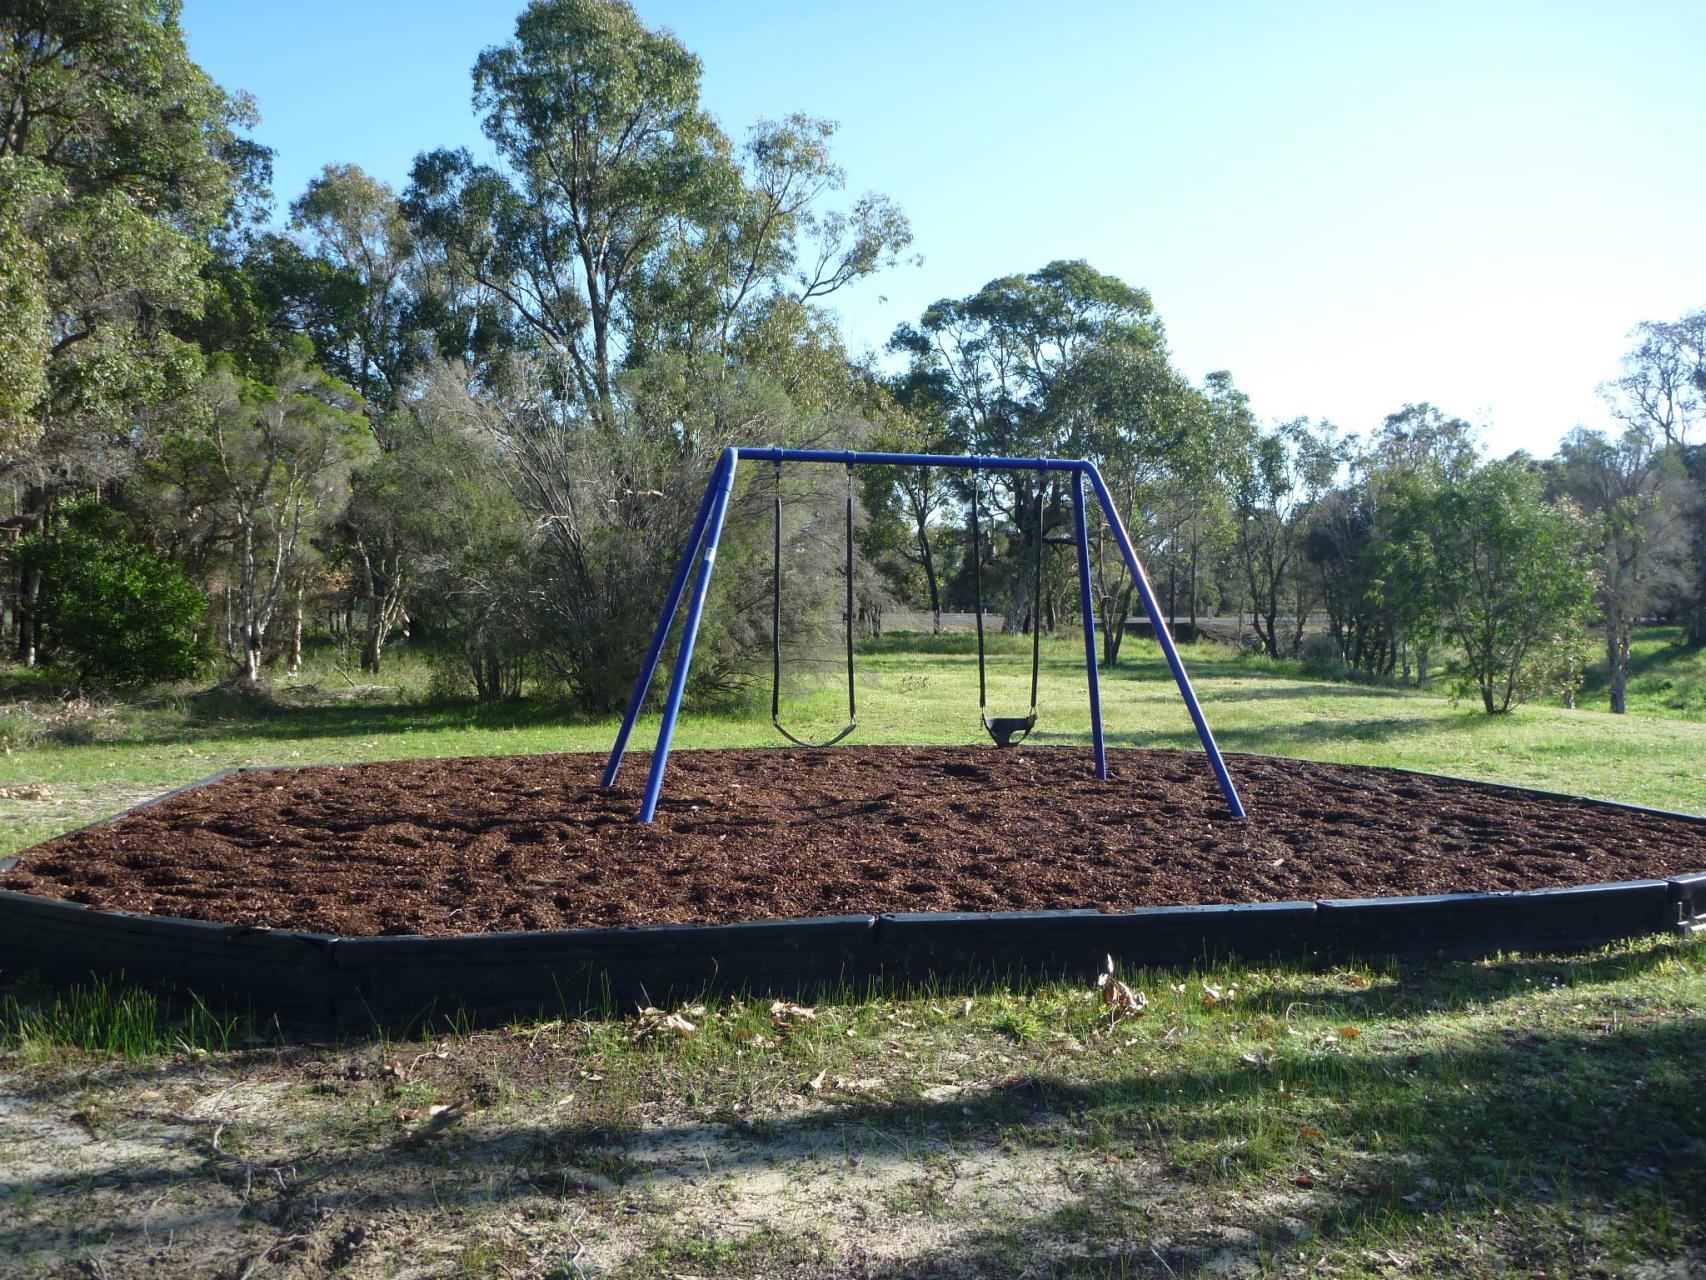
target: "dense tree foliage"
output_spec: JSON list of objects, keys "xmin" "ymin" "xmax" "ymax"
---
[
  {"xmin": 15, "ymin": 502, "xmax": 205, "ymax": 687},
  {"xmin": 0, "ymin": 0, "xmax": 259, "ymax": 463}
]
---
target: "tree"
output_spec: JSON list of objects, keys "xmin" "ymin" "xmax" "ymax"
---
[
  {"xmin": 16, "ymin": 502, "xmax": 205, "ymax": 687},
  {"xmin": 0, "ymin": 162, "xmax": 52, "ymax": 453},
  {"xmin": 1056, "ymin": 352, "xmax": 1237, "ymax": 662},
  {"xmin": 406, "ymin": 0, "xmax": 732, "ymax": 423},
  {"xmin": 288, "ymin": 164, "xmax": 419, "ymax": 412},
  {"xmin": 0, "ymin": 0, "xmax": 255, "ymax": 463},
  {"xmin": 401, "ymin": 0, "xmax": 908, "ymax": 710},
  {"xmin": 383, "ymin": 363, "xmax": 534, "ymax": 701},
  {"xmin": 1233, "ymin": 418, "xmax": 1340, "ymax": 659},
  {"xmin": 1554, "ymin": 427, "xmax": 1689, "ymax": 712},
  {"xmin": 0, "ymin": 0, "xmax": 258, "ymax": 664},
  {"xmin": 1605, "ymin": 313, "xmax": 1705, "ymax": 450},
  {"xmin": 864, "ymin": 369, "xmax": 958, "ymax": 631},
  {"xmin": 1432, "ymin": 460, "xmax": 1596, "ymax": 714},
  {"xmin": 191, "ymin": 357, "xmax": 370, "ymax": 683},
  {"xmin": 893, "ymin": 260, "xmax": 1175, "ymax": 639},
  {"xmin": 1305, "ymin": 405, "xmax": 1475, "ymax": 681},
  {"xmin": 1602, "ymin": 311, "xmax": 1706, "ymax": 646}
]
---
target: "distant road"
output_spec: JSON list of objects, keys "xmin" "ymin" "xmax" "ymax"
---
[{"xmin": 881, "ymin": 610, "xmax": 1288, "ymax": 636}]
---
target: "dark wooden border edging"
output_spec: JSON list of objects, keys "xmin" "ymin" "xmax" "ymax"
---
[{"xmin": 1, "ymin": 761, "xmax": 1702, "ymax": 1033}]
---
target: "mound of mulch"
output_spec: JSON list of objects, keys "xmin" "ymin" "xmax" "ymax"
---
[{"xmin": 5, "ymin": 748, "xmax": 1702, "ymax": 937}]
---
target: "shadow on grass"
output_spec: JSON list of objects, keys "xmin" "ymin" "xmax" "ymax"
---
[
  {"xmin": 3, "ymin": 945, "xmax": 1700, "ymax": 1276},
  {"xmin": 107, "ymin": 687, "xmax": 599, "ymax": 751},
  {"xmin": 1201, "ymin": 681, "xmax": 1426, "ymax": 702},
  {"xmin": 1201, "ymin": 938, "xmax": 1691, "ymax": 1026}
]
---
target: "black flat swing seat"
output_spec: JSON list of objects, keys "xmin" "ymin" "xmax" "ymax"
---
[{"xmin": 983, "ymin": 712, "xmax": 1037, "ymax": 748}]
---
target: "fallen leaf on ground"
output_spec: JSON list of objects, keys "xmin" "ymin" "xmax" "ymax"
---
[
  {"xmin": 770, "ymin": 1000, "xmax": 817, "ymax": 1023},
  {"xmin": 1098, "ymin": 955, "xmax": 1148, "ymax": 1021},
  {"xmin": 633, "ymin": 1006, "xmax": 697, "ymax": 1041}
]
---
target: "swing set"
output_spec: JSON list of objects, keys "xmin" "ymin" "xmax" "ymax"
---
[{"xmin": 601, "ymin": 447, "xmax": 1244, "ymax": 823}]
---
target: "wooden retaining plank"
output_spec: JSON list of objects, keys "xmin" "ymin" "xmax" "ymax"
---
[
  {"xmin": 0, "ymin": 889, "xmax": 346, "ymax": 1023},
  {"xmin": 873, "ymin": 902, "xmax": 1320, "ymax": 983},
  {"xmin": 329, "ymin": 914, "xmax": 878, "ymax": 1028},
  {"xmin": 1315, "ymin": 880, "xmax": 1675, "ymax": 955}
]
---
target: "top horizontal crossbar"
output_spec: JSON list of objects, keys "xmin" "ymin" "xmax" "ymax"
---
[{"xmin": 736, "ymin": 447, "xmax": 1089, "ymax": 472}]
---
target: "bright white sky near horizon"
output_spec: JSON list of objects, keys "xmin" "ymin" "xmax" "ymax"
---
[{"xmin": 181, "ymin": 0, "xmax": 1706, "ymax": 460}]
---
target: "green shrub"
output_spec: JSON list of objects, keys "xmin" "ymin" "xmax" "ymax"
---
[{"xmin": 17, "ymin": 503, "xmax": 207, "ymax": 688}]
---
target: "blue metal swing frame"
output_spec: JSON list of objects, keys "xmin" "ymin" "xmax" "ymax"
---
[{"xmin": 600, "ymin": 447, "xmax": 1246, "ymax": 823}]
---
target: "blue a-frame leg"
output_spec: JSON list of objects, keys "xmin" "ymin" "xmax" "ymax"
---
[
  {"xmin": 1083, "ymin": 464, "xmax": 1245, "ymax": 816},
  {"xmin": 1072, "ymin": 470, "xmax": 1108, "ymax": 781},
  {"xmin": 600, "ymin": 449, "xmax": 729, "ymax": 790},
  {"xmin": 602, "ymin": 448, "xmax": 1245, "ymax": 822}
]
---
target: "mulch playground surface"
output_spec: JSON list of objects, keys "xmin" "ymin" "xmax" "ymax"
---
[{"xmin": 6, "ymin": 748, "xmax": 1704, "ymax": 937}]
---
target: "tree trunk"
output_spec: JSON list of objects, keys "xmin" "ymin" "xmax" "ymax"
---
[
  {"xmin": 18, "ymin": 566, "xmax": 38, "ymax": 667},
  {"xmin": 1607, "ymin": 618, "xmax": 1629, "ymax": 714},
  {"xmin": 244, "ymin": 627, "xmax": 263, "ymax": 685},
  {"xmin": 1188, "ymin": 536, "xmax": 1199, "ymax": 635},
  {"xmin": 362, "ymin": 619, "xmax": 383, "ymax": 675},
  {"xmin": 919, "ymin": 527, "xmax": 941, "ymax": 634},
  {"xmin": 1101, "ymin": 584, "xmax": 1131, "ymax": 667},
  {"xmin": 287, "ymin": 580, "xmax": 304, "ymax": 675}
]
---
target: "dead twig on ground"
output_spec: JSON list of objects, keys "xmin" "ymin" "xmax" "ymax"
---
[{"xmin": 232, "ymin": 1231, "xmax": 308, "ymax": 1280}]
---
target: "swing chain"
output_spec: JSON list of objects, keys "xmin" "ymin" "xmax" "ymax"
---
[{"xmin": 770, "ymin": 457, "xmax": 858, "ymax": 748}]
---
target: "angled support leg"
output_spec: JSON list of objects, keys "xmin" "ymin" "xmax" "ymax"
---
[
  {"xmin": 1071, "ymin": 469, "xmax": 1108, "ymax": 780},
  {"xmin": 602, "ymin": 452, "xmax": 728, "ymax": 789},
  {"xmin": 637, "ymin": 448, "xmax": 741, "ymax": 823},
  {"xmin": 1084, "ymin": 464, "xmax": 1245, "ymax": 818}
]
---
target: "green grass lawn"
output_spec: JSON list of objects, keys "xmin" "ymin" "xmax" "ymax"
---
[{"xmin": 3, "ymin": 630, "xmax": 1704, "ymax": 856}]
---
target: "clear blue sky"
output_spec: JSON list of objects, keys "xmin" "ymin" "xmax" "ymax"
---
[{"xmin": 181, "ymin": 0, "xmax": 1706, "ymax": 458}]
